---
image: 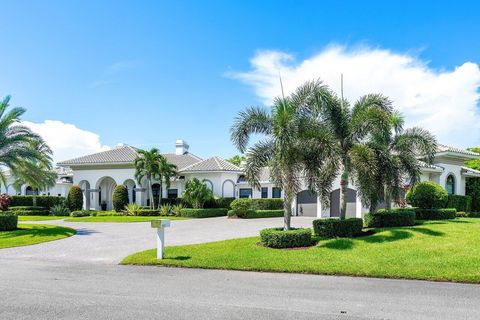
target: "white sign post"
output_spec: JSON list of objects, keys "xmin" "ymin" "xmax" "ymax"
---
[{"xmin": 151, "ymin": 220, "xmax": 171, "ymax": 259}]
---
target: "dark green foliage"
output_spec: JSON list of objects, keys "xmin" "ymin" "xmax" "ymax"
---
[
  {"xmin": 446, "ymin": 195, "xmax": 472, "ymax": 212},
  {"xmin": 260, "ymin": 227, "xmax": 312, "ymax": 248},
  {"xmin": 364, "ymin": 208, "xmax": 416, "ymax": 228},
  {"xmin": 0, "ymin": 214, "xmax": 18, "ymax": 231},
  {"xmin": 179, "ymin": 208, "xmax": 228, "ymax": 218},
  {"xmin": 313, "ymin": 218, "xmax": 364, "ymax": 238},
  {"xmin": 112, "ymin": 185, "xmax": 129, "ymax": 212},
  {"xmin": 7, "ymin": 206, "xmax": 49, "ymax": 216},
  {"xmin": 466, "ymin": 178, "xmax": 480, "ymax": 212},
  {"xmin": 457, "ymin": 212, "xmax": 480, "ymax": 218},
  {"xmin": 414, "ymin": 208, "xmax": 457, "ymax": 220},
  {"xmin": 230, "ymin": 198, "xmax": 283, "ymax": 211},
  {"xmin": 67, "ymin": 185, "xmax": 84, "ymax": 211},
  {"xmin": 405, "ymin": 181, "xmax": 448, "ymax": 209},
  {"xmin": 135, "ymin": 209, "xmax": 161, "ymax": 216},
  {"xmin": 228, "ymin": 209, "xmax": 284, "ymax": 219},
  {"xmin": 204, "ymin": 197, "xmax": 236, "ymax": 209},
  {"xmin": 70, "ymin": 210, "xmax": 91, "ymax": 217},
  {"xmin": 10, "ymin": 195, "xmax": 65, "ymax": 209}
]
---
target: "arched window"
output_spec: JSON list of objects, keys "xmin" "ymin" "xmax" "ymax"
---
[{"xmin": 446, "ymin": 175, "xmax": 455, "ymax": 195}]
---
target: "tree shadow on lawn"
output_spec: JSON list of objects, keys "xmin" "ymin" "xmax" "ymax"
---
[
  {"xmin": 165, "ymin": 255, "xmax": 191, "ymax": 261},
  {"xmin": 0, "ymin": 227, "xmax": 76, "ymax": 240},
  {"xmin": 317, "ymin": 226, "xmax": 445, "ymax": 251}
]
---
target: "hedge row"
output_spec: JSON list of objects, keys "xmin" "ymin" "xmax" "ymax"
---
[
  {"xmin": 179, "ymin": 208, "xmax": 228, "ymax": 218},
  {"xmin": 230, "ymin": 198, "xmax": 283, "ymax": 210},
  {"xmin": 6, "ymin": 206, "xmax": 50, "ymax": 216},
  {"xmin": 228, "ymin": 209, "xmax": 284, "ymax": 219},
  {"xmin": 10, "ymin": 196, "xmax": 65, "ymax": 209},
  {"xmin": 260, "ymin": 227, "xmax": 312, "ymax": 248},
  {"xmin": 313, "ymin": 218, "xmax": 363, "ymax": 238},
  {"xmin": 0, "ymin": 214, "xmax": 17, "ymax": 231},
  {"xmin": 149, "ymin": 197, "xmax": 236, "ymax": 209},
  {"xmin": 446, "ymin": 195, "xmax": 472, "ymax": 212},
  {"xmin": 414, "ymin": 208, "xmax": 457, "ymax": 220},
  {"xmin": 364, "ymin": 208, "xmax": 416, "ymax": 228}
]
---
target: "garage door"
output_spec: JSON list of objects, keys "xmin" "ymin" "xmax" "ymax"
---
[{"xmin": 296, "ymin": 190, "xmax": 317, "ymax": 217}]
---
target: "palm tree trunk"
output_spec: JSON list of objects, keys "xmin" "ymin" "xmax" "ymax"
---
[
  {"xmin": 148, "ymin": 178, "xmax": 154, "ymax": 210},
  {"xmin": 340, "ymin": 169, "xmax": 349, "ymax": 220},
  {"xmin": 32, "ymin": 194, "xmax": 37, "ymax": 207},
  {"xmin": 158, "ymin": 181, "xmax": 163, "ymax": 210},
  {"xmin": 283, "ymin": 193, "xmax": 292, "ymax": 231},
  {"xmin": 384, "ymin": 184, "xmax": 392, "ymax": 212}
]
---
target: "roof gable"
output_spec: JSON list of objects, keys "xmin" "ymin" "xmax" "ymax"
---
[{"xmin": 180, "ymin": 156, "xmax": 241, "ymax": 172}]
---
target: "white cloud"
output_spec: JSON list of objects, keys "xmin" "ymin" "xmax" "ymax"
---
[
  {"xmin": 22, "ymin": 120, "xmax": 110, "ymax": 164},
  {"xmin": 232, "ymin": 45, "xmax": 480, "ymax": 147}
]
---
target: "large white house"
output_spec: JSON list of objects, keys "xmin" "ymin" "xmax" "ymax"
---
[{"xmin": 51, "ymin": 139, "xmax": 480, "ymax": 218}]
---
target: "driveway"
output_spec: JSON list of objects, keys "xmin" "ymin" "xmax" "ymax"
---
[{"xmin": 0, "ymin": 216, "xmax": 315, "ymax": 264}]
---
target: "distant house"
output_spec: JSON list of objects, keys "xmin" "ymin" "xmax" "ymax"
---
[{"xmin": 54, "ymin": 140, "xmax": 480, "ymax": 217}]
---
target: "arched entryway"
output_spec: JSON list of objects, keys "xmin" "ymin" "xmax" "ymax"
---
[
  {"xmin": 78, "ymin": 180, "xmax": 91, "ymax": 210},
  {"xmin": 95, "ymin": 177, "xmax": 117, "ymax": 211},
  {"xmin": 296, "ymin": 190, "xmax": 317, "ymax": 217},
  {"xmin": 330, "ymin": 188, "xmax": 357, "ymax": 218},
  {"xmin": 123, "ymin": 179, "xmax": 136, "ymax": 204},
  {"xmin": 25, "ymin": 186, "xmax": 39, "ymax": 195}
]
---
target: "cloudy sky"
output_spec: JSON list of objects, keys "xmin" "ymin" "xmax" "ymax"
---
[{"xmin": 0, "ymin": 1, "xmax": 479, "ymax": 163}]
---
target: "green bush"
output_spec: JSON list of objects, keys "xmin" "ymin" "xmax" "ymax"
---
[
  {"xmin": 50, "ymin": 204, "xmax": 70, "ymax": 216},
  {"xmin": 466, "ymin": 178, "xmax": 480, "ymax": 212},
  {"xmin": 230, "ymin": 198, "xmax": 283, "ymax": 211},
  {"xmin": 70, "ymin": 210, "xmax": 91, "ymax": 217},
  {"xmin": 228, "ymin": 209, "xmax": 284, "ymax": 219},
  {"xmin": 364, "ymin": 208, "xmax": 416, "ymax": 228},
  {"xmin": 0, "ymin": 214, "xmax": 18, "ymax": 231},
  {"xmin": 6, "ymin": 206, "xmax": 49, "ymax": 216},
  {"xmin": 179, "ymin": 208, "xmax": 228, "ymax": 218},
  {"xmin": 67, "ymin": 185, "xmax": 84, "ymax": 211},
  {"xmin": 135, "ymin": 209, "xmax": 160, "ymax": 216},
  {"xmin": 204, "ymin": 197, "xmax": 236, "ymax": 209},
  {"xmin": 260, "ymin": 227, "xmax": 312, "ymax": 248},
  {"xmin": 10, "ymin": 195, "xmax": 65, "ymax": 209},
  {"xmin": 313, "ymin": 218, "xmax": 364, "ymax": 238},
  {"xmin": 112, "ymin": 185, "xmax": 129, "ymax": 212},
  {"xmin": 414, "ymin": 208, "xmax": 457, "ymax": 220},
  {"xmin": 446, "ymin": 195, "xmax": 472, "ymax": 212},
  {"xmin": 405, "ymin": 181, "xmax": 448, "ymax": 209}
]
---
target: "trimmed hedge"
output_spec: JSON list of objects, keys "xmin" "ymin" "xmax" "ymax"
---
[
  {"xmin": 179, "ymin": 208, "xmax": 228, "ymax": 218},
  {"xmin": 10, "ymin": 195, "xmax": 65, "ymax": 209},
  {"xmin": 112, "ymin": 185, "xmax": 129, "ymax": 212},
  {"xmin": 260, "ymin": 227, "xmax": 312, "ymax": 248},
  {"xmin": 0, "ymin": 214, "xmax": 18, "ymax": 231},
  {"xmin": 68, "ymin": 185, "xmax": 83, "ymax": 211},
  {"xmin": 230, "ymin": 198, "xmax": 283, "ymax": 211},
  {"xmin": 228, "ymin": 209, "xmax": 284, "ymax": 219},
  {"xmin": 405, "ymin": 181, "xmax": 448, "ymax": 209},
  {"xmin": 6, "ymin": 206, "xmax": 49, "ymax": 216},
  {"xmin": 414, "ymin": 208, "xmax": 457, "ymax": 220},
  {"xmin": 364, "ymin": 208, "xmax": 416, "ymax": 228},
  {"xmin": 70, "ymin": 210, "xmax": 91, "ymax": 217},
  {"xmin": 313, "ymin": 218, "xmax": 363, "ymax": 238},
  {"xmin": 135, "ymin": 209, "xmax": 161, "ymax": 216},
  {"xmin": 446, "ymin": 195, "xmax": 472, "ymax": 212}
]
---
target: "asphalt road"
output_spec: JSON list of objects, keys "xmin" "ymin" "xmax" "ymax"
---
[{"xmin": 1, "ymin": 217, "xmax": 480, "ymax": 319}]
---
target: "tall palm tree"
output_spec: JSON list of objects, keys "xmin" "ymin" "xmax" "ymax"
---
[
  {"xmin": 352, "ymin": 111, "xmax": 437, "ymax": 212},
  {"xmin": 231, "ymin": 80, "xmax": 340, "ymax": 230},
  {"xmin": 134, "ymin": 148, "xmax": 176, "ymax": 209},
  {"xmin": 156, "ymin": 156, "xmax": 177, "ymax": 209},
  {"xmin": 0, "ymin": 96, "xmax": 53, "ymax": 189},
  {"xmin": 320, "ymin": 93, "xmax": 394, "ymax": 219}
]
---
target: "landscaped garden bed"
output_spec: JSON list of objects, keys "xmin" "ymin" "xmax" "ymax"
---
[{"xmin": 122, "ymin": 218, "xmax": 480, "ymax": 283}]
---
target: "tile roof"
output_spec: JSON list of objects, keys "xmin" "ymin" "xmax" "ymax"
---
[
  {"xmin": 180, "ymin": 156, "xmax": 242, "ymax": 172},
  {"xmin": 57, "ymin": 145, "xmax": 203, "ymax": 171},
  {"xmin": 437, "ymin": 144, "xmax": 480, "ymax": 157},
  {"xmin": 418, "ymin": 160, "xmax": 443, "ymax": 171}
]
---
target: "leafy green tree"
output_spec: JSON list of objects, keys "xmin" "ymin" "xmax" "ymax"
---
[
  {"xmin": 226, "ymin": 155, "xmax": 245, "ymax": 167},
  {"xmin": 466, "ymin": 147, "xmax": 480, "ymax": 171},
  {"xmin": 156, "ymin": 157, "xmax": 177, "ymax": 209},
  {"xmin": 231, "ymin": 80, "xmax": 340, "ymax": 230},
  {"xmin": 112, "ymin": 185, "xmax": 129, "ymax": 212},
  {"xmin": 134, "ymin": 148, "xmax": 177, "ymax": 209},
  {"xmin": 182, "ymin": 177, "xmax": 213, "ymax": 209}
]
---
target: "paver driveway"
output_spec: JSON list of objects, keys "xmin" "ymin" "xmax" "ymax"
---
[{"xmin": 0, "ymin": 216, "xmax": 315, "ymax": 264}]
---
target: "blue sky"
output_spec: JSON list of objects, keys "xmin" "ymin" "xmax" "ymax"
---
[{"xmin": 0, "ymin": 0, "xmax": 479, "ymax": 163}]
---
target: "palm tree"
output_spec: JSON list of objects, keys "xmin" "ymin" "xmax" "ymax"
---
[
  {"xmin": 134, "ymin": 148, "xmax": 177, "ymax": 209},
  {"xmin": 231, "ymin": 80, "xmax": 340, "ymax": 230},
  {"xmin": 320, "ymin": 93, "xmax": 394, "ymax": 219},
  {"xmin": 11, "ymin": 160, "xmax": 56, "ymax": 206},
  {"xmin": 0, "ymin": 96, "xmax": 53, "ymax": 187},
  {"xmin": 352, "ymin": 111, "xmax": 437, "ymax": 212},
  {"xmin": 156, "ymin": 157, "xmax": 177, "ymax": 209}
]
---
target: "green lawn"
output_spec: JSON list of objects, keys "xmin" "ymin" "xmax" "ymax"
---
[
  {"xmin": 0, "ymin": 224, "xmax": 76, "ymax": 249},
  {"xmin": 64, "ymin": 216, "xmax": 190, "ymax": 223},
  {"xmin": 18, "ymin": 216, "xmax": 65, "ymax": 221},
  {"xmin": 122, "ymin": 218, "xmax": 480, "ymax": 283}
]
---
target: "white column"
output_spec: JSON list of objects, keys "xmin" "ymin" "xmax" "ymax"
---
[
  {"xmin": 355, "ymin": 195, "xmax": 363, "ymax": 218},
  {"xmin": 316, "ymin": 196, "xmax": 322, "ymax": 218},
  {"xmin": 291, "ymin": 196, "xmax": 297, "ymax": 216}
]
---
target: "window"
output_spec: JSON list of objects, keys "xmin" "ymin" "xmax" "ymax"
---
[
  {"xmin": 446, "ymin": 175, "xmax": 455, "ymax": 195},
  {"xmin": 239, "ymin": 188, "xmax": 252, "ymax": 198},
  {"xmin": 167, "ymin": 189, "xmax": 178, "ymax": 199},
  {"xmin": 272, "ymin": 187, "xmax": 282, "ymax": 198},
  {"xmin": 261, "ymin": 187, "xmax": 268, "ymax": 198}
]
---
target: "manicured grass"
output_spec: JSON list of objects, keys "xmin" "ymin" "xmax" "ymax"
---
[
  {"xmin": 122, "ymin": 218, "xmax": 480, "ymax": 283},
  {"xmin": 64, "ymin": 216, "xmax": 190, "ymax": 223},
  {"xmin": 18, "ymin": 216, "xmax": 65, "ymax": 221},
  {"xmin": 0, "ymin": 224, "xmax": 75, "ymax": 249}
]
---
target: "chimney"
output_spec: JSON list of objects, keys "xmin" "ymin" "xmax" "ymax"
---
[{"xmin": 175, "ymin": 139, "xmax": 189, "ymax": 155}]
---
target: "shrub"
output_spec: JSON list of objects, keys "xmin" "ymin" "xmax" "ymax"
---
[
  {"xmin": 160, "ymin": 204, "xmax": 172, "ymax": 216},
  {"xmin": 50, "ymin": 204, "xmax": 70, "ymax": 216},
  {"xmin": 10, "ymin": 195, "xmax": 65, "ymax": 209},
  {"xmin": 179, "ymin": 208, "xmax": 228, "ymax": 218},
  {"xmin": 67, "ymin": 186, "xmax": 84, "ymax": 211},
  {"xmin": 125, "ymin": 203, "xmax": 139, "ymax": 215},
  {"xmin": 260, "ymin": 227, "xmax": 312, "ymax": 248},
  {"xmin": 230, "ymin": 198, "xmax": 283, "ymax": 211},
  {"xmin": 92, "ymin": 211, "xmax": 123, "ymax": 217},
  {"xmin": 112, "ymin": 185, "xmax": 129, "ymax": 212},
  {"xmin": 0, "ymin": 194, "xmax": 12, "ymax": 211},
  {"xmin": 228, "ymin": 209, "xmax": 284, "ymax": 219},
  {"xmin": 135, "ymin": 209, "xmax": 161, "ymax": 216},
  {"xmin": 446, "ymin": 195, "xmax": 472, "ymax": 212},
  {"xmin": 457, "ymin": 212, "xmax": 480, "ymax": 218},
  {"xmin": 7, "ymin": 206, "xmax": 49, "ymax": 216},
  {"xmin": 182, "ymin": 178, "xmax": 213, "ymax": 208},
  {"xmin": 364, "ymin": 208, "xmax": 416, "ymax": 228},
  {"xmin": 405, "ymin": 181, "xmax": 448, "ymax": 209},
  {"xmin": 172, "ymin": 204, "xmax": 183, "ymax": 216},
  {"xmin": 313, "ymin": 218, "xmax": 363, "ymax": 238},
  {"xmin": 0, "ymin": 214, "xmax": 17, "ymax": 231},
  {"xmin": 466, "ymin": 178, "xmax": 480, "ymax": 212},
  {"xmin": 414, "ymin": 208, "xmax": 457, "ymax": 220},
  {"xmin": 70, "ymin": 210, "xmax": 91, "ymax": 217}
]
